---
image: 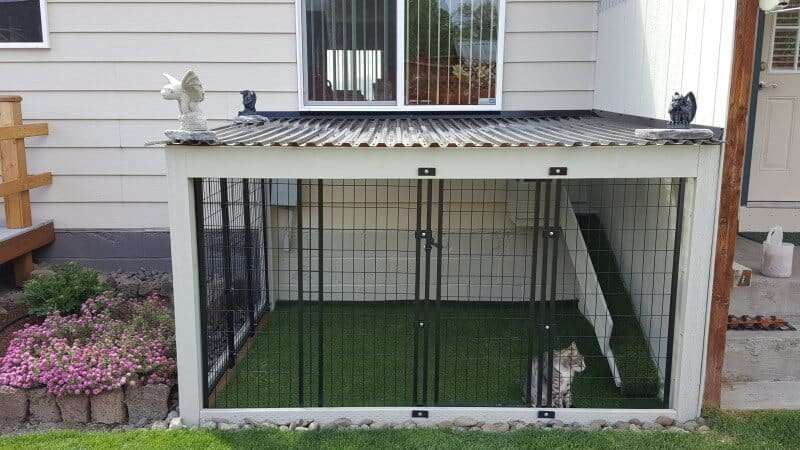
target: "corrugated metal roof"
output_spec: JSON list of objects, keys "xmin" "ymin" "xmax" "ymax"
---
[{"xmin": 179, "ymin": 114, "xmax": 721, "ymax": 147}]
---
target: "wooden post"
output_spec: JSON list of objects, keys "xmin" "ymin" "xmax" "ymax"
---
[
  {"xmin": 0, "ymin": 96, "xmax": 51, "ymax": 285},
  {"xmin": 703, "ymin": 0, "xmax": 760, "ymax": 408}
]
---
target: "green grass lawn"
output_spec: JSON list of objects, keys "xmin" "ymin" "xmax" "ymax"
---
[
  {"xmin": 1, "ymin": 410, "xmax": 798, "ymax": 449},
  {"xmin": 212, "ymin": 300, "xmax": 661, "ymax": 409}
]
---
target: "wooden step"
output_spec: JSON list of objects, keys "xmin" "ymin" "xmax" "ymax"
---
[{"xmin": 0, "ymin": 221, "xmax": 54, "ymax": 265}]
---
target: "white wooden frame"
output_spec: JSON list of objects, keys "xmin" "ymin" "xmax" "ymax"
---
[
  {"xmin": 166, "ymin": 143, "xmax": 723, "ymax": 425},
  {"xmin": 294, "ymin": 0, "xmax": 506, "ymax": 111},
  {"xmin": 0, "ymin": 0, "xmax": 50, "ymax": 49}
]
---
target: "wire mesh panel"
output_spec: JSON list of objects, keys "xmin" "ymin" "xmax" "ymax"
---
[
  {"xmin": 196, "ymin": 177, "xmax": 685, "ymax": 410},
  {"xmin": 195, "ymin": 178, "xmax": 270, "ymax": 399}
]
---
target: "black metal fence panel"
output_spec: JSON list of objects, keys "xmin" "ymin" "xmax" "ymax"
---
[{"xmin": 195, "ymin": 178, "xmax": 685, "ymax": 410}]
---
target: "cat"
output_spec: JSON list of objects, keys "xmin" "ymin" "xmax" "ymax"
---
[{"xmin": 528, "ymin": 342, "xmax": 586, "ymax": 408}]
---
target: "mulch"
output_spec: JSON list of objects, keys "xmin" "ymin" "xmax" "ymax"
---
[{"xmin": 0, "ymin": 301, "xmax": 39, "ymax": 355}]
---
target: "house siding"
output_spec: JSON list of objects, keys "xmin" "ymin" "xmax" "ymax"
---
[
  {"xmin": 593, "ymin": 0, "xmax": 737, "ymax": 128},
  {"xmin": 0, "ymin": 0, "xmax": 599, "ymax": 238}
]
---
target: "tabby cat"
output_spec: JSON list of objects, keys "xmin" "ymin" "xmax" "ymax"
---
[{"xmin": 529, "ymin": 342, "xmax": 586, "ymax": 408}]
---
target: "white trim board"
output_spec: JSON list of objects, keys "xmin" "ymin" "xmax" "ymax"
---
[
  {"xmin": 201, "ymin": 406, "xmax": 678, "ymax": 426},
  {"xmin": 173, "ymin": 145, "xmax": 709, "ymax": 180}
]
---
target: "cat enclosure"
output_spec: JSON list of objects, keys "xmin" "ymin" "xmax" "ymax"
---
[
  {"xmin": 164, "ymin": 114, "xmax": 723, "ymax": 425},
  {"xmin": 196, "ymin": 177, "xmax": 683, "ymax": 411}
]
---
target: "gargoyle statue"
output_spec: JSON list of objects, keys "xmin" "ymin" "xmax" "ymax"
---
[
  {"xmin": 161, "ymin": 70, "xmax": 208, "ymax": 132},
  {"xmin": 239, "ymin": 90, "xmax": 257, "ymax": 116},
  {"xmin": 668, "ymin": 92, "xmax": 697, "ymax": 127}
]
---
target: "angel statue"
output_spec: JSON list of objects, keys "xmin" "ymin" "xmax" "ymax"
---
[{"xmin": 161, "ymin": 70, "xmax": 216, "ymax": 142}]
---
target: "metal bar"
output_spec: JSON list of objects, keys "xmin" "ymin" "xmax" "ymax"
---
[
  {"xmin": 317, "ymin": 179, "xmax": 324, "ymax": 407},
  {"xmin": 242, "ymin": 179, "xmax": 255, "ymax": 336},
  {"xmin": 663, "ymin": 178, "xmax": 686, "ymax": 408},
  {"xmin": 432, "ymin": 180, "xmax": 444, "ymax": 404},
  {"xmin": 193, "ymin": 179, "xmax": 211, "ymax": 405},
  {"xmin": 421, "ymin": 179, "xmax": 434, "ymax": 405},
  {"xmin": 546, "ymin": 180, "xmax": 562, "ymax": 406},
  {"xmin": 296, "ymin": 179, "xmax": 305, "ymax": 407},
  {"xmin": 219, "ymin": 178, "xmax": 236, "ymax": 369},
  {"xmin": 536, "ymin": 180, "xmax": 552, "ymax": 407},
  {"xmin": 259, "ymin": 179, "xmax": 271, "ymax": 318},
  {"xmin": 412, "ymin": 179, "xmax": 422, "ymax": 405},
  {"xmin": 525, "ymin": 180, "xmax": 542, "ymax": 405}
]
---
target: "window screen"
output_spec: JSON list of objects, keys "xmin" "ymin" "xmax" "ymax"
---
[
  {"xmin": 0, "ymin": 0, "xmax": 44, "ymax": 44},
  {"xmin": 772, "ymin": 0, "xmax": 800, "ymax": 71},
  {"xmin": 406, "ymin": 0, "xmax": 499, "ymax": 106},
  {"xmin": 303, "ymin": 0, "xmax": 398, "ymax": 103}
]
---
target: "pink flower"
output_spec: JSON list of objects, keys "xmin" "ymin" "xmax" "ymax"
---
[{"xmin": 0, "ymin": 293, "xmax": 175, "ymax": 396}]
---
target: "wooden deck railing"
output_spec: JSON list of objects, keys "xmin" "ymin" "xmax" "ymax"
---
[{"xmin": 0, "ymin": 96, "xmax": 55, "ymax": 284}]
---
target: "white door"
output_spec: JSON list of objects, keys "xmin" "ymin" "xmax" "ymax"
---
[{"xmin": 749, "ymin": 5, "xmax": 800, "ymax": 203}]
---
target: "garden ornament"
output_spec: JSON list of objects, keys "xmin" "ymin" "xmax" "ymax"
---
[
  {"xmin": 239, "ymin": 90, "xmax": 257, "ymax": 115},
  {"xmin": 634, "ymin": 91, "xmax": 713, "ymax": 141},
  {"xmin": 668, "ymin": 92, "xmax": 697, "ymax": 127},
  {"xmin": 161, "ymin": 70, "xmax": 216, "ymax": 143},
  {"xmin": 235, "ymin": 90, "xmax": 267, "ymax": 125}
]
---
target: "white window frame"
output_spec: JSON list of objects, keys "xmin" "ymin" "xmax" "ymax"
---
[
  {"xmin": 0, "ymin": 0, "xmax": 50, "ymax": 49},
  {"xmin": 769, "ymin": 7, "xmax": 800, "ymax": 72},
  {"xmin": 295, "ymin": 0, "xmax": 505, "ymax": 111}
]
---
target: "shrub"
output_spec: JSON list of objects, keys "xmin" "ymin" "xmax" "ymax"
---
[
  {"xmin": 0, "ymin": 293, "xmax": 176, "ymax": 396},
  {"xmin": 23, "ymin": 263, "xmax": 108, "ymax": 316}
]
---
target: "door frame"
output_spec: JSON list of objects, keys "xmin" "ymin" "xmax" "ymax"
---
[{"xmin": 741, "ymin": 11, "xmax": 766, "ymax": 206}]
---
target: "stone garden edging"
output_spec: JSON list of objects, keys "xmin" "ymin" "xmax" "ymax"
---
[
  {"xmin": 182, "ymin": 415, "xmax": 711, "ymax": 434},
  {"xmin": 0, "ymin": 383, "xmax": 173, "ymax": 427}
]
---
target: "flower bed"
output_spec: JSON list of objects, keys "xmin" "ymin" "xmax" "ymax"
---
[{"xmin": 0, "ymin": 293, "xmax": 176, "ymax": 426}]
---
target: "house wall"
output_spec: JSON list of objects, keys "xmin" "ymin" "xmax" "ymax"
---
[
  {"xmin": 593, "ymin": 0, "xmax": 737, "ymax": 128},
  {"xmin": 0, "ymin": 0, "xmax": 599, "ymax": 268}
]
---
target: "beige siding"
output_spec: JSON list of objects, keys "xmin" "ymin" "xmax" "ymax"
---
[{"xmin": 1, "ymin": 0, "xmax": 598, "ymax": 229}]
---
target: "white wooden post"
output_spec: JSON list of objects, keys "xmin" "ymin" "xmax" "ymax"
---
[
  {"xmin": 668, "ymin": 145, "xmax": 723, "ymax": 420},
  {"xmin": 166, "ymin": 147, "xmax": 204, "ymax": 426}
]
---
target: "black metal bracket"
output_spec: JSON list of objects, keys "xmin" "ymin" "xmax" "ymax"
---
[
  {"xmin": 412, "ymin": 410, "xmax": 429, "ymax": 418},
  {"xmin": 542, "ymin": 227, "xmax": 559, "ymax": 238},
  {"xmin": 538, "ymin": 411, "xmax": 556, "ymax": 419},
  {"xmin": 418, "ymin": 167, "xmax": 436, "ymax": 176},
  {"xmin": 548, "ymin": 167, "xmax": 567, "ymax": 176}
]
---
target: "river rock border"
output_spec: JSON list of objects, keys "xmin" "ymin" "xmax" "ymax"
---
[
  {"xmin": 0, "ymin": 383, "xmax": 173, "ymax": 429},
  {"xmin": 188, "ymin": 415, "xmax": 711, "ymax": 434}
]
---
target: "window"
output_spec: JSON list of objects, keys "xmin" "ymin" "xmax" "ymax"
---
[
  {"xmin": 299, "ymin": 0, "xmax": 504, "ymax": 109},
  {"xmin": 771, "ymin": 0, "xmax": 800, "ymax": 71},
  {"xmin": 0, "ymin": 0, "xmax": 49, "ymax": 48}
]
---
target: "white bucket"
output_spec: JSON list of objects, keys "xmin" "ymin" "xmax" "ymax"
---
[{"xmin": 761, "ymin": 226, "xmax": 794, "ymax": 278}]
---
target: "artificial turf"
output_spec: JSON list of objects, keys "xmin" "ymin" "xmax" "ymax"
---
[
  {"xmin": 577, "ymin": 214, "xmax": 663, "ymax": 399},
  {"xmin": 212, "ymin": 300, "xmax": 662, "ymax": 409}
]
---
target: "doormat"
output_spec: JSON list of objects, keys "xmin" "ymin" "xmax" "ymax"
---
[{"xmin": 728, "ymin": 315, "xmax": 796, "ymax": 331}]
